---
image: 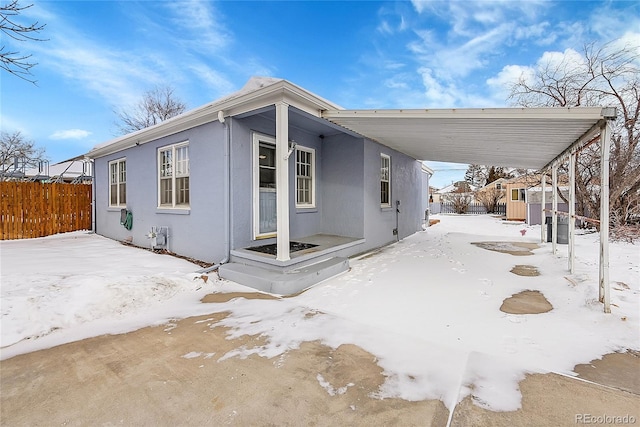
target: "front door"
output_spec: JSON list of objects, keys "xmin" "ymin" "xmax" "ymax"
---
[{"xmin": 253, "ymin": 134, "xmax": 277, "ymax": 238}]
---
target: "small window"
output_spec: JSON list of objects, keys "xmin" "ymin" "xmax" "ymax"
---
[
  {"xmin": 380, "ymin": 154, "xmax": 391, "ymax": 207},
  {"xmin": 108, "ymin": 158, "xmax": 126, "ymax": 206},
  {"xmin": 158, "ymin": 142, "xmax": 189, "ymax": 208},
  {"xmin": 511, "ymin": 188, "xmax": 525, "ymax": 201},
  {"xmin": 496, "ymin": 183, "xmax": 502, "ymax": 190},
  {"xmin": 296, "ymin": 146, "xmax": 315, "ymax": 207}
]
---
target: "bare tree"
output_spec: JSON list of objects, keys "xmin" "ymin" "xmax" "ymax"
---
[
  {"xmin": 442, "ymin": 182, "xmax": 474, "ymax": 214},
  {"xmin": 1, "ymin": 130, "xmax": 46, "ymax": 176},
  {"xmin": 465, "ymin": 164, "xmax": 515, "ymax": 187},
  {"xmin": 443, "ymin": 192, "xmax": 472, "ymax": 214},
  {"xmin": 476, "ymin": 186, "xmax": 505, "ymax": 214},
  {"xmin": 115, "ymin": 85, "xmax": 187, "ymax": 134},
  {"xmin": 0, "ymin": 0, "xmax": 46, "ymax": 83},
  {"xmin": 508, "ymin": 39, "xmax": 640, "ymax": 228}
]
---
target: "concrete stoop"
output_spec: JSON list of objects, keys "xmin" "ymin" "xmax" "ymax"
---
[{"xmin": 218, "ymin": 257, "xmax": 349, "ymax": 295}]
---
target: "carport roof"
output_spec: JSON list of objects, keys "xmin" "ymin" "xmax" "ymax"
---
[{"xmin": 322, "ymin": 107, "xmax": 616, "ymax": 170}]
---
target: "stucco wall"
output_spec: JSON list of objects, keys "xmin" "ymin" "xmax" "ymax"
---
[
  {"xmin": 94, "ymin": 121, "xmax": 228, "ymax": 263},
  {"xmin": 320, "ymin": 133, "xmax": 365, "ymax": 238},
  {"xmin": 94, "ymin": 111, "xmax": 427, "ymax": 263},
  {"xmin": 363, "ymin": 140, "xmax": 425, "ymax": 251}
]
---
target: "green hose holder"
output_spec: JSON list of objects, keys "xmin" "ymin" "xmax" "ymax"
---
[{"xmin": 120, "ymin": 209, "xmax": 133, "ymax": 230}]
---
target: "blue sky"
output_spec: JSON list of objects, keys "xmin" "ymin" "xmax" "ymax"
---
[{"xmin": 2, "ymin": 0, "xmax": 639, "ymax": 187}]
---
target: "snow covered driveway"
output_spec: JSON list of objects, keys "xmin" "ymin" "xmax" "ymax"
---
[{"xmin": 1, "ymin": 215, "xmax": 638, "ymax": 412}]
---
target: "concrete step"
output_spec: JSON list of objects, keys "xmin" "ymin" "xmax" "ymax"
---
[{"xmin": 218, "ymin": 257, "xmax": 349, "ymax": 295}]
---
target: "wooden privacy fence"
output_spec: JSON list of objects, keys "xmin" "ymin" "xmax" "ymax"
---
[{"xmin": 1, "ymin": 182, "xmax": 92, "ymax": 240}]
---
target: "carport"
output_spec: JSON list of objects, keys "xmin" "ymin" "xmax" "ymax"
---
[{"xmin": 322, "ymin": 107, "xmax": 617, "ymax": 313}]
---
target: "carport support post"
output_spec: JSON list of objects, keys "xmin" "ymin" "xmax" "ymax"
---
[
  {"xmin": 540, "ymin": 173, "xmax": 546, "ymax": 243},
  {"xmin": 275, "ymin": 101, "xmax": 291, "ymax": 262},
  {"xmin": 552, "ymin": 165, "xmax": 558, "ymax": 255},
  {"xmin": 599, "ymin": 121, "xmax": 611, "ymax": 313},
  {"xmin": 569, "ymin": 152, "xmax": 576, "ymax": 273}
]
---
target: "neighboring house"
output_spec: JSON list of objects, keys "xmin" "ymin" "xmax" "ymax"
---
[
  {"xmin": 476, "ymin": 177, "xmax": 508, "ymax": 201},
  {"xmin": 429, "ymin": 181, "xmax": 478, "ymax": 214},
  {"xmin": 86, "ymin": 77, "xmax": 431, "ymax": 295},
  {"xmin": 434, "ymin": 181, "xmax": 477, "ymax": 203}
]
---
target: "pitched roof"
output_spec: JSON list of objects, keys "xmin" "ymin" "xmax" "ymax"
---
[{"xmin": 86, "ymin": 77, "xmax": 342, "ymax": 159}]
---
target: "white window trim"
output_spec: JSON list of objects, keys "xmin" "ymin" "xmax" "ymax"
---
[
  {"xmin": 108, "ymin": 157, "xmax": 126, "ymax": 207},
  {"xmin": 253, "ymin": 133, "xmax": 277, "ymax": 239},
  {"xmin": 295, "ymin": 145, "xmax": 316, "ymax": 208},
  {"xmin": 157, "ymin": 141, "xmax": 190, "ymax": 209},
  {"xmin": 380, "ymin": 153, "xmax": 391, "ymax": 207},
  {"xmin": 511, "ymin": 188, "xmax": 525, "ymax": 202}
]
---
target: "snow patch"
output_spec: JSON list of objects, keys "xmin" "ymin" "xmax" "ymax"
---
[{"xmin": 316, "ymin": 374, "xmax": 354, "ymax": 396}]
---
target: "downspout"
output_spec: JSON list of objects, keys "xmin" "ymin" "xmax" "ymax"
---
[
  {"xmin": 395, "ymin": 200, "xmax": 400, "ymax": 241},
  {"xmin": 89, "ymin": 158, "xmax": 96, "ymax": 234},
  {"xmin": 552, "ymin": 164, "xmax": 558, "ymax": 255},
  {"xmin": 196, "ymin": 112, "xmax": 231, "ymax": 274},
  {"xmin": 540, "ymin": 173, "xmax": 546, "ymax": 243}
]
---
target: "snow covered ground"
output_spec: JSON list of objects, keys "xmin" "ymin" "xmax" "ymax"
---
[{"xmin": 1, "ymin": 215, "xmax": 638, "ymax": 412}]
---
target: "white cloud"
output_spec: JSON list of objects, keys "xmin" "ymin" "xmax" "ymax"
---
[
  {"xmin": 417, "ymin": 67, "xmax": 458, "ymax": 107},
  {"xmin": 410, "ymin": 0, "xmax": 430, "ymax": 15},
  {"xmin": 164, "ymin": 0, "xmax": 231, "ymax": 53},
  {"xmin": 513, "ymin": 22, "xmax": 556, "ymax": 45},
  {"xmin": 409, "ymin": 22, "xmax": 514, "ymax": 82},
  {"xmin": 49, "ymin": 129, "xmax": 92, "ymax": 140},
  {"xmin": 537, "ymin": 48, "xmax": 586, "ymax": 75},
  {"xmin": 24, "ymin": 1, "xmax": 265, "ymax": 114},
  {"xmin": 610, "ymin": 32, "xmax": 640, "ymax": 65},
  {"xmin": 25, "ymin": 5, "xmax": 171, "ymax": 108},
  {"xmin": 384, "ymin": 77, "xmax": 409, "ymax": 90},
  {"xmin": 487, "ymin": 65, "xmax": 533, "ymax": 105},
  {"xmin": 588, "ymin": 6, "xmax": 640, "ymax": 42},
  {"xmin": 188, "ymin": 63, "xmax": 235, "ymax": 96},
  {"xmin": 377, "ymin": 20, "xmax": 393, "ymax": 35}
]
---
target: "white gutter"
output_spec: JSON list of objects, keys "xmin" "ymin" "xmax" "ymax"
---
[{"xmin": 323, "ymin": 106, "xmax": 608, "ymax": 120}]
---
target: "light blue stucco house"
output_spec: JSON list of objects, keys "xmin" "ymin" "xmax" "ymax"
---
[{"xmin": 87, "ymin": 77, "xmax": 432, "ymax": 294}]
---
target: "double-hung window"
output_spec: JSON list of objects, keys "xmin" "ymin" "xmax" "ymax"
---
[
  {"xmin": 109, "ymin": 158, "xmax": 126, "ymax": 206},
  {"xmin": 296, "ymin": 146, "xmax": 315, "ymax": 207},
  {"xmin": 158, "ymin": 142, "xmax": 189, "ymax": 208},
  {"xmin": 380, "ymin": 154, "xmax": 391, "ymax": 207}
]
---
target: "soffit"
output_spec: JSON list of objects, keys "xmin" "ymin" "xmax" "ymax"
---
[{"xmin": 322, "ymin": 108, "xmax": 609, "ymax": 170}]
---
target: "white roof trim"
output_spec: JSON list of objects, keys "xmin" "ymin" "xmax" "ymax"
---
[
  {"xmin": 87, "ymin": 78, "xmax": 342, "ymax": 159},
  {"xmin": 421, "ymin": 163, "xmax": 434, "ymax": 175}
]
